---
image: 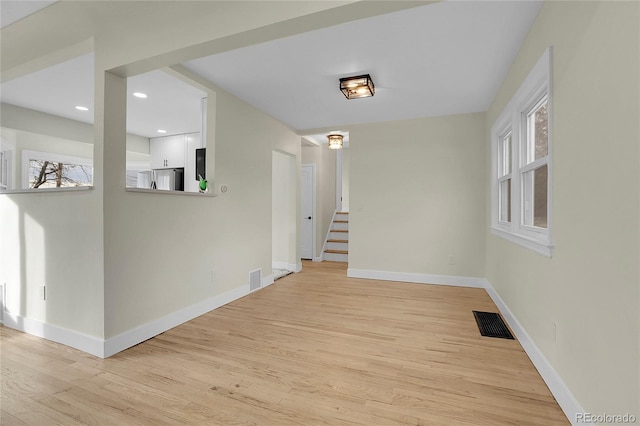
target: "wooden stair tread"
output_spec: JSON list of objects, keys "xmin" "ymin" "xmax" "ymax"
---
[
  {"xmin": 331, "ymin": 229, "xmax": 348, "ymax": 233},
  {"xmin": 325, "ymin": 249, "xmax": 348, "ymax": 254},
  {"xmin": 327, "ymin": 239, "xmax": 348, "ymax": 243},
  {"xmin": 336, "ymin": 212, "xmax": 349, "ymax": 214},
  {"xmin": 333, "ymin": 220, "xmax": 348, "ymax": 223}
]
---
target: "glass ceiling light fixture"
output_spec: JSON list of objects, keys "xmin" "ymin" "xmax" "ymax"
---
[
  {"xmin": 340, "ymin": 74, "xmax": 375, "ymax": 99},
  {"xmin": 327, "ymin": 134, "xmax": 344, "ymax": 150}
]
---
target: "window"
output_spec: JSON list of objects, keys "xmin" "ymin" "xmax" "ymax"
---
[
  {"xmin": 0, "ymin": 150, "xmax": 10, "ymax": 191},
  {"xmin": 22, "ymin": 150, "xmax": 93, "ymax": 189},
  {"xmin": 491, "ymin": 48, "xmax": 552, "ymax": 256}
]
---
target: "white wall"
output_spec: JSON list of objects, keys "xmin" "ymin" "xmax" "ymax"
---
[
  {"xmin": 0, "ymin": 104, "xmax": 104, "ymax": 337},
  {"xmin": 301, "ymin": 144, "xmax": 336, "ymax": 257},
  {"xmin": 101, "ymin": 72, "xmax": 301, "ymax": 337},
  {"xmin": 484, "ymin": 1, "xmax": 639, "ymax": 417},
  {"xmin": 2, "ymin": 0, "xmax": 349, "ymax": 346},
  {"xmin": 348, "ymin": 113, "xmax": 486, "ymax": 278}
]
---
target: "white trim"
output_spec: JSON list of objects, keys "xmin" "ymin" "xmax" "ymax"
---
[
  {"xmin": 104, "ymin": 285, "xmax": 249, "ymax": 358},
  {"xmin": 347, "ymin": 268, "xmax": 584, "ymax": 425},
  {"xmin": 318, "ymin": 210, "xmax": 339, "ymax": 262},
  {"xmin": 2, "ymin": 311, "xmax": 105, "ymax": 358},
  {"xmin": 1, "ymin": 186, "xmax": 93, "ymax": 195},
  {"xmin": 490, "ymin": 47, "xmax": 553, "ymax": 256},
  {"xmin": 347, "ymin": 268, "xmax": 486, "ymax": 288},
  {"xmin": 336, "ymin": 150, "xmax": 343, "ymax": 212},
  {"xmin": 272, "ymin": 261, "xmax": 300, "ymax": 272},
  {"xmin": 262, "ymin": 274, "xmax": 275, "ymax": 288},
  {"xmin": 483, "ymin": 279, "xmax": 588, "ymax": 426},
  {"xmin": 2, "ymin": 266, "xmax": 584, "ymax": 424},
  {"xmin": 125, "ymin": 187, "xmax": 217, "ymax": 197},
  {"xmin": 300, "ymin": 163, "xmax": 316, "ymax": 260},
  {"xmin": 491, "ymin": 226, "xmax": 553, "ymax": 257},
  {"xmin": 21, "ymin": 149, "xmax": 93, "ymax": 189}
]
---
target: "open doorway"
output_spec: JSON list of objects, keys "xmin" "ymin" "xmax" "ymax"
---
[{"xmin": 272, "ymin": 150, "xmax": 297, "ymax": 279}]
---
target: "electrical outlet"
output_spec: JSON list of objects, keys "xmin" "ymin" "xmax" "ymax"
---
[
  {"xmin": 448, "ymin": 255, "xmax": 456, "ymax": 265},
  {"xmin": 211, "ymin": 270, "xmax": 216, "ymax": 285},
  {"xmin": 41, "ymin": 285, "xmax": 47, "ymax": 301}
]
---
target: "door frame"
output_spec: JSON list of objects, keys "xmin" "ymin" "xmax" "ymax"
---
[
  {"xmin": 301, "ymin": 163, "xmax": 316, "ymax": 260},
  {"xmin": 335, "ymin": 150, "xmax": 342, "ymax": 213}
]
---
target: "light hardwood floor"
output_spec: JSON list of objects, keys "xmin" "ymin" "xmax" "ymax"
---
[{"xmin": 1, "ymin": 261, "xmax": 569, "ymax": 425}]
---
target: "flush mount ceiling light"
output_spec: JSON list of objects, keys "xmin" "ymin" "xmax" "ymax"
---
[
  {"xmin": 74, "ymin": 105, "xmax": 89, "ymax": 111},
  {"xmin": 157, "ymin": 129, "xmax": 167, "ymax": 134},
  {"xmin": 340, "ymin": 74, "xmax": 375, "ymax": 99},
  {"xmin": 327, "ymin": 134, "xmax": 344, "ymax": 150},
  {"xmin": 133, "ymin": 92, "xmax": 148, "ymax": 99}
]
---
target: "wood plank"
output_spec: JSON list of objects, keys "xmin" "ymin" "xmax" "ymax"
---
[
  {"xmin": 324, "ymin": 249, "xmax": 348, "ymax": 254},
  {"xmin": 0, "ymin": 261, "xmax": 569, "ymax": 425}
]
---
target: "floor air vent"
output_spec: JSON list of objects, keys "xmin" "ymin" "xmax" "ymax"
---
[
  {"xmin": 473, "ymin": 311, "xmax": 514, "ymax": 339},
  {"xmin": 249, "ymin": 268, "xmax": 262, "ymax": 292}
]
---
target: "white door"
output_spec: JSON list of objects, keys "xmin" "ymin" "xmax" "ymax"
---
[{"xmin": 300, "ymin": 164, "xmax": 314, "ymax": 260}]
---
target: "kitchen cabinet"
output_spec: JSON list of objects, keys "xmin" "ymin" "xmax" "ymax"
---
[{"xmin": 150, "ymin": 134, "xmax": 187, "ymax": 169}]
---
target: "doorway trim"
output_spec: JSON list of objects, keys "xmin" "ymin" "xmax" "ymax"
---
[
  {"xmin": 301, "ymin": 163, "xmax": 316, "ymax": 261},
  {"xmin": 335, "ymin": 150, "xmax": 342, "ymax": 213}
]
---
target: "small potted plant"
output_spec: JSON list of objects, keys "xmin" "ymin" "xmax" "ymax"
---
[{"xmin": 198, "ymin": 174, "xmax": 208, "ymax": 193}]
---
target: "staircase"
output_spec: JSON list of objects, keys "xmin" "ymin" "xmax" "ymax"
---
[{"xmin": 324, "ymin": 212, "xmax": 348, "ymax": 262}]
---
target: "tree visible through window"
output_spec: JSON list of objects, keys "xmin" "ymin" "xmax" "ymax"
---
[{"xmin": 29, "ymin": 159, "xmax": 93, "ymax": 188}]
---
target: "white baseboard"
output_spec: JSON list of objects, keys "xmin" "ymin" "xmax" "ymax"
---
[
  {"xmin": 3, "ymin": 265, "xmax": 585, "ymax": 425},
  {"xmin": 262, "ymin": 274, "xmax": 275, "ymax": 288},
  {"xmin": 2, "ymin": 311, "xmax": 105, "ymax": 358},
  {"xmin": 347, "ymin": 267, "xmax": 584, "ymax": 425},
  {"xmin": 482, "ymin": 280, "xmax": 587, "ymax": 426},
  {"xmin": 104, "ymin": 285, "xmax": 249, "ymax": 358},
  {"xmin": 272, "ymin": 261, "xmax": 301, "ymax": 272},
  {"xmin": 347, "ymin": 268, "xmax": 486, "ymax": 288},
  {"xmin": 312, "ymin": 255, "xmax": 324, "ymax": 262}
]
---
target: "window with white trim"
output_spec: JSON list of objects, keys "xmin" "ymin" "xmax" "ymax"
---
[
  {"xmin": 22, "ymin": 150, "xmax": 93, "ymax": 189},
  {"xmin": 491, "ymin": 47, "xmax": 553, "ymax": 257}
]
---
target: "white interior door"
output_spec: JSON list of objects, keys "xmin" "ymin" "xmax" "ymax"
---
[{"xmin": 300, "ymin": 164, "xmax": 314, "ymax": 260}]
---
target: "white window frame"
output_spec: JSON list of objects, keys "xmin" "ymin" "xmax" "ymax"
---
[
  {"xmin": 491, "ymin": 47, "xmax": 553, "ymax": 257},
  {"xmin": 0, "ymin": 140, "xmax": 15, "ymax": 191},
  {"xmin": 22, "ymin": 149, "xmax": 93, "ymax": 189}
]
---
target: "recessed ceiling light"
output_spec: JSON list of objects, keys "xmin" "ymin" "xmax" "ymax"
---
[
  {"xmin": 133, "ymin": 92, "xmax": 147, "ymax": 99},
  {"xmin": 75, "ymin": 105, "xmax": 89, "ymax": 111},
  {"xmin": 157, "ymin": 129, "xmax": 167, "ymax": 134}
]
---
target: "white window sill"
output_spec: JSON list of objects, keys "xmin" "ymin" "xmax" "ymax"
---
[
  {"xmin": 491, "ymin": 226, "xmax": 553, "ymax": 257},
  {"xmin": 126, "ymin": 188, "xmax": 217, "ymax": 197},
  {"xmin": 0, "ymin": 186, "xmax": 93, "ymax": 195}
]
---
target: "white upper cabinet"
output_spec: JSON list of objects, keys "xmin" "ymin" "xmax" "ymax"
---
[{"xmin": 150, "ymin": 134, "xmax": 187, "ymax": 169}]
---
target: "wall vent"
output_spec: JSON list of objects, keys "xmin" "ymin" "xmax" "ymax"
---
[{"xmin": 249, "ymin": 268, "xmax": 262, "ymax": 292}]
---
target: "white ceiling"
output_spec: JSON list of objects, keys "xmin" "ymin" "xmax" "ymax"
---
[
  {"xmin": 0, "ymin": 52, "xmax": 206, "ymax": 138},
  {"xmin": 0, "ymin": 1, "xmax": 542, "ymax": 138},
  {"xmin": 183, "ymin": 0, "xmax": 543, "ymax": 132},
  {"xmin": 0, "ymin": 0, "xmax": 57, "ymax": 29}
]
